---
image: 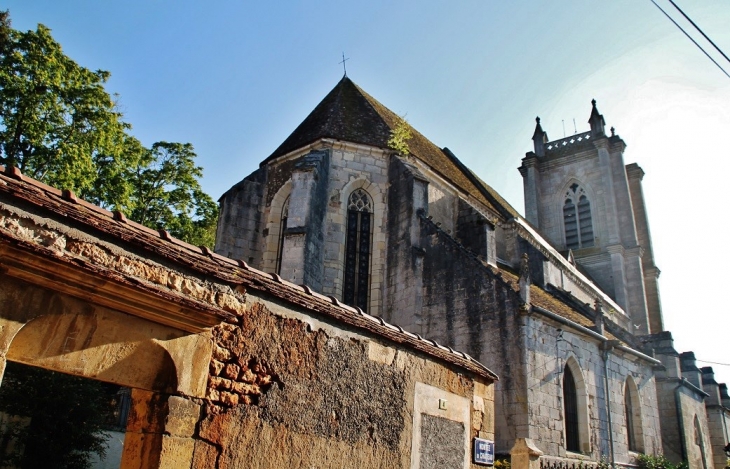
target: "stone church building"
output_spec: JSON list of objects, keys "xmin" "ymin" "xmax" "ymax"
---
[{"xmin": 216, "ymin": 77, "xmax": 729, "ymax": 469}]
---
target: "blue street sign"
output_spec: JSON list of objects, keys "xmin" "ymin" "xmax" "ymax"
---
[{"xmin": 474, "ymin": 438, "xmax": 495, "ymax": 465}]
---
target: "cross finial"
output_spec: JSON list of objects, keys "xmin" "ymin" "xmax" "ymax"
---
[{"xmin": 339, "ymin": 52, "xmax": 349, "ymax": 77}]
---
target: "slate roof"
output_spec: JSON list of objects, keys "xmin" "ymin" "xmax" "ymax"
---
[
  {"xmin": 0, "ymin": 165, "xmax": 498, "ymax": 382},
  {"xmin": 264, "ymin": 77, "xmax": 519, "ymax": 220}
]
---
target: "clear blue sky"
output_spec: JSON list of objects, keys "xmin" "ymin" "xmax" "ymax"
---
[{"xmin": 5, "ymin": 1, "xmax": 730, "ymax": 383}]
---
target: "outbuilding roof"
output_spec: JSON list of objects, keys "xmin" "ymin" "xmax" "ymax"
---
[{"xmin": 0, "ymin": 165, "xmax": 498, "ymax": 382}]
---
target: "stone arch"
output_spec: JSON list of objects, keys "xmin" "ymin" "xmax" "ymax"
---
[
  {"xmin": 562, "ymin": 356, "xmax": 590, "ymax": 454},
  {"xmin": 557, "ymin": 179, "xmax": 598, "ymax": 251},
  {"xmin": 6, "ymin": 311, "xmax": 179, "ymax": 394},
  {"xmin": 624, "ymin": 375, "xmax": 644, "ymax": 453},
  {"xmin": 333, "ymin": 177, "xmax": 385, "ymax": 315},
  {"xmin": 694, "ymin": 414, "xmax": 709, "ymax": 469},
  {"xmin": 263, "ymin": 180, "xmax": 292, "ymax": 273}
]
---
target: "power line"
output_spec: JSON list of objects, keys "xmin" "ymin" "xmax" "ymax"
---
[
  {"xmin": 696, "ymin": 359, "xmax": 730, "ymax": 367},
  {"xmin": 649, "ymin": 0, "xmax": 730, "ymax": 79},
  {"xmin": 666, "ymin": 0, "xmax": 730, "ymax": 67}
]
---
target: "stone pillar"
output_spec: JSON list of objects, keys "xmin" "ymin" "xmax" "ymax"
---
[
  {"xmin": 519, "ymin": 156, "xmax": 541, "ymax": 227},
  {"xmin": 625, "ymin": 246, "xmax": 650, "ymax": 335},
  {"xmin": 510, "ymin": 438, "xmax": 543, "ymax": 469},
  {"xmin": 485, "ymin": 222, "xmax": 497, "ymax": 267},
  {"xmin": 121, "ymin": 389, "xmax": 200, "ymax": 469},
  {"xmin": 607, "ymin": 245, "xmax": 629, "ymax": 314},
  {"xmin": 596, "ymin": 139, "xmax": 621, "ymax": 246}
]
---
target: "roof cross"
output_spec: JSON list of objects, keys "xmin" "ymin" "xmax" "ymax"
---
[{"xmin": 339, "ymin": 52, "xmax": 349, "ymax": 77}]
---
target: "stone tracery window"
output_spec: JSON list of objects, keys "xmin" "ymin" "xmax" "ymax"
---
[
  {"xmin": 563, "ymin": 183, "xmax": 594, "ymax": 249},
  {"xmin": 275, "ymin": 196, "xmax": 289, "ymax": 274},
  {"xmin": 344, "ymin": 189, "xmax": 372, "ymax": 311}
]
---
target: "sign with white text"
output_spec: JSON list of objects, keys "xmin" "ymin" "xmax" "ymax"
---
[{"xmin": 473, "ymin": 438, "xmax": 495, "ymax": 465}]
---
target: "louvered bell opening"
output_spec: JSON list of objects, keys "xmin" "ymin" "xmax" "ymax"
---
[
  {"xmin": 564, "ymin": 200, "xmax": 579, "ymax": 250},
  {"xmin": 578, "ymin": 196, "xmax": 594, "ymax": 247}
]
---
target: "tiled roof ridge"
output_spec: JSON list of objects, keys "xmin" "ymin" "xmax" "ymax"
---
[
  {"xmin": 0, "ymin": 165, "xmax": 497, "ymax": 382},
  {"xmin": 544, "ymin": 284, "xmax": 636, "ymax": 348}
]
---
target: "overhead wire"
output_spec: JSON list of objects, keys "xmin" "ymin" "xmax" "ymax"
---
[
  {"xmin": 649, "ymin": 0, "xmax": 730, "ymax": 79},
  {"xmin": 666, "ymin": 0, "xmax": 730, "ymax": 67}
]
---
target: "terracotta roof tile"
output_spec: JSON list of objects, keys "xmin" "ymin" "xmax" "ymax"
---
[{"xmin": 0, "ymin": 165, "xmax": 497, "ymax": 382}]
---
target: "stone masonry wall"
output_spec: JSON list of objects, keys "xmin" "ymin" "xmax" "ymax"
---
[
  {"xmin": 414, "ymin": 216, "xmax": 527, "ymax": 455},
  {"xmin": 215, "ymin": 168, "xmax": 266, "ymax": 263},
  {"xmin": 321, "ymin": 145, "xmax": 389, "ymax": 315},
  {"xmin": 655, "ymin": 380, "xmax": 715, "ymax": 469},
  {"xmin": 524, "ymin": 315, "xmax": 661, "ymax": 462}
]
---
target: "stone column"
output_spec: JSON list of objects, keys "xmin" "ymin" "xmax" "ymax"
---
[
  {"xmin": 121, "ymin": 389, "xmax": 200, "ymax": 469},
  {"xmin": 519, "ymin": 156, "xmax": 541, "ymax": 227},
  {"xmin": 624, "ymin": 246, "xmax": 650, "ymax": 335},
  {"xmin": 510, "ymin": 438, "xmax": 543, "ymax": 469},
  {"xmin": 607, "ymin": 245, "xmax": 629, "ymax": 314}
]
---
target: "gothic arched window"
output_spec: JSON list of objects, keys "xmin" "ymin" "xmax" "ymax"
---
[
  {"xmin": 563, "ymin": 365, "xmax": 580, "ymax": 452},
  {"xmin": 344, "ymin": 189, "xmax": 372, "ymax": 311},
  {"xmin": 564, "ymin": 184, "xmax": 594, "ymax": 249},
  {"xmin": 275, "ymin": 196, "xmax": 289, "ymax": 274}
]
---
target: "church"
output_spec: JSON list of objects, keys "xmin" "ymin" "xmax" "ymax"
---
[{"xmin": 216, "ymin": 76, "xmax": 730, "ymax": 469}]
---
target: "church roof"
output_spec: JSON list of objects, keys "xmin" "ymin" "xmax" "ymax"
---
[{"xmin": 264, "ymin": 76, "xmax": 519, "ymax": 220}]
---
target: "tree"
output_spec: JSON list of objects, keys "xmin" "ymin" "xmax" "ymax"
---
[
  {"xmin": 0, "ymin": 363, "xmax": 114, "ymax": 469},
  {"xmin": 0, "ymin": 11, "xmax": 218, "ymax": 247},
  {"xmin": 127, "ymin": 141, "xmax": 218, "ymax": 247},
  {"xmin": 0, "ymin": 11, "xmax": 219, "ymax": 468}
]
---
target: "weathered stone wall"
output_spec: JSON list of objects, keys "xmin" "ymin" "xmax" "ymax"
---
[
  {"xmin": 414, "ymin": 216, "xmax": 527, "ymax": 455},
  {"xmin": 191, "ymin": 290, "xmax": 495, "ymax": 469},
  {"xmin": 215, "ymin": 168, "xmax": 266, "ymax": 263},
  {"xmin": 1, "ymin": 180, "xmax": 497, "ymax": 469},
  {"xmin": 654, "ymin": 380, "xmax": 714, "ymax": 468},
  {"xmin": 320, "ymin": 144, "xmax": 389, "ymax": 315},
  {"xmin": 524, "ymin": 316, "xmax": 661, "ymax": 461},
  {"xmin": 705, "ymin": 405, "xmax": 730, "ymax": 469},
  {"xmin": 384, "ymin": 156, "xmax": 428, "ymax": 332}
]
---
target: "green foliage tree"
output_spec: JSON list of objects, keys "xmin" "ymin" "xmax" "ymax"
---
[
  {"xmin": 0, "ymin": 10, "xmax": 218, "ymax": 247},
  {"xmin": 0, "ymin": 10, "xmax": 219, "ymax": 468},
  {"xmin": 0, "ymin": 363, "xmax": 114, "ymax": 469}
]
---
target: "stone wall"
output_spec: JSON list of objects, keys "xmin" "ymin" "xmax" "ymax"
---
[
  {"xmin": 524, "ymin": 316, "xmax": 661, "ymax": 461},
  {"xmin": 215, "ymin": 168, "xmax": 266, "ymax": 263},
  {"xmin": 191, "ymin": 290, "xmax": 495, "ymax": 469}
]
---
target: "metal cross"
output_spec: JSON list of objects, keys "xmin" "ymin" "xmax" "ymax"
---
[{"xmin": 339, "ymin": 52, "xmax": 349, "ymax": 77}]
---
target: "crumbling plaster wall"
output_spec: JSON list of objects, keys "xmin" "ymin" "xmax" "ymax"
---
[{"xmin": 192, "ymin": 290, "xmax": 495, "ymax": 469}]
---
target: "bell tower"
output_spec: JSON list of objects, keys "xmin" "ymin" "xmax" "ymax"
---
[{"xmin": 519, "ymin": 101, "xmax": 663, "ymax": 335}]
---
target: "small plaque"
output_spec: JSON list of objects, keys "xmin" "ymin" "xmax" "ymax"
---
[{"xmin": 473, "ymin": 438, "xmax": 494, "ymax": 465}]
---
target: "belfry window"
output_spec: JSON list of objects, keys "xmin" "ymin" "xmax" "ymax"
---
[
  {"xmin": 563, "ymin": 184, "xmax": 594, "ymax": 249},
  {"xmin": 344, "ymin": 189, "xmax": 372, "ymax": 311},
  {"xmin": 563, "ymin": 366, "xmax": 580, "ymax": 452},
  {"xmin": 275, "ymin": 197, "xmax": 289, "ymax": 274}
]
